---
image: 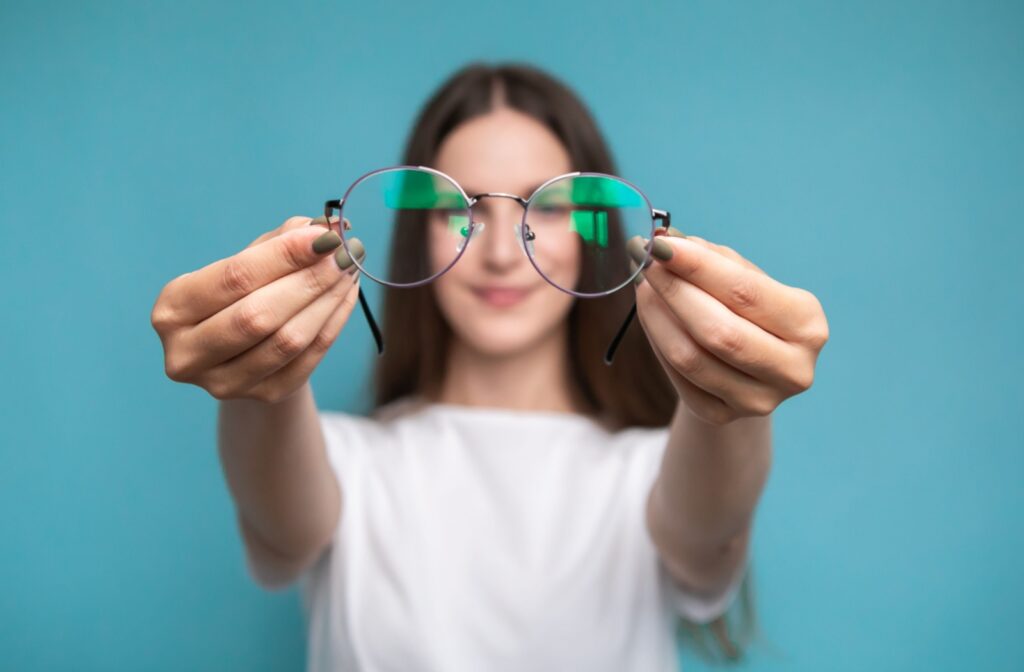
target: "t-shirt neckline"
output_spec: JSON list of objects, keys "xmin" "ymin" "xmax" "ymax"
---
[{"xmin": 421, "ymin": 401, "xmax": 598, "ymax": 424}]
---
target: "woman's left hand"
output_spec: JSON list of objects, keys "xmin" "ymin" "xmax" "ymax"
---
[{"xmin": 629, "ymin": 230, "xmax": 830, "ymax": 426}]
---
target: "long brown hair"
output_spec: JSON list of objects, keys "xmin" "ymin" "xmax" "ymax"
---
[
  {"xmin": 372, "ymin": 62, "xmax": 674, "ymax": 430},
  {"xmin": 370, "ymin": 61, "xmax": 756, "ymax": 660}
]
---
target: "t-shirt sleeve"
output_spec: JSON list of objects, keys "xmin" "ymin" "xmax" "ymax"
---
[
  {"xmin": 628, "ymin": 426, "xmax": 749, "ymax": 625},
  {"xmin": 294, "ymin": 410, "xmax": 370, "ymax": 596},
  {"xmin": 240, "ymin": 410, "xmax": 365, "ymax": 594},
  {"xmin": 658, "ymin": 552, "xmax": 747, "ymax": 625},
  {"xmin": 318, "ymin": 411, "xmax": 359, "ymax": 494}
]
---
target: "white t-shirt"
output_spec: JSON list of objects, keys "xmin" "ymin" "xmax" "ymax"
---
[{"xmin": 293, "ymin": 399, "xmax": 745, "ymax": 672}]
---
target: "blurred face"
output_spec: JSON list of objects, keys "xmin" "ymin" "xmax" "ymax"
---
[{"xmin": 428, "ymin": 107, "xmax": 580, "ymax": 358}]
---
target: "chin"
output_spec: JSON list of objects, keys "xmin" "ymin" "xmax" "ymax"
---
[{"xmin": 455, "ymin": 322, "xmax": 552, "ymax": 358}]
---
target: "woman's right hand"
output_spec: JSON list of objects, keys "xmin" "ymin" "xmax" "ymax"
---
[{"xmin": 150, "ymin": 216, "xmax": 365, "ymax": 404}]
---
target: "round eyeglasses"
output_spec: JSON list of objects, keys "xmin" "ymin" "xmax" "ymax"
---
[{"xmin": 322, "ymin": 165, "xmax": 673, "ymax": 365}]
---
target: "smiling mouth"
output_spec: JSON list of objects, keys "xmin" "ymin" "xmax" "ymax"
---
[{"xmin": 470, "ymin": 285, "xmax": 535, "ymax": 308}]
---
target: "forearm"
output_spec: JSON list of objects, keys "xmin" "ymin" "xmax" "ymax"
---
[
  {"xmin": 217, "ymin": 381, "xmax": 339, "ymax": 564},
  {"xmin": 647, "ymin": 401, "xmax": 772, "ymax": 593}
]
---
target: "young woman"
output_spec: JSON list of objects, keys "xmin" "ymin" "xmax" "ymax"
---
[{"xmin": 151, "ymin": 63, "xmax": 829, "ymax": 671}]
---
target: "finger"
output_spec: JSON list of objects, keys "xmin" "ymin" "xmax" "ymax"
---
[
  {"xmin": 639, "ymin": 260, "xmax": 811, "ymax": 392},
  {"xmin": 640, "ymin": 311, "xmax": 736, "ymax": 426},
  {"xmin": 202, "ymin": 273, "xmax": 360, "ymax": 397},
  {"xmin": 684, "ymin": 235, "xmax": 766, "ymax": 275},
  {"xmin": 243, "ymin": 215, "xmax": 315, "ymax": 250},
  {"xmin": 243, "ymin": 278, "xmax": 362, "ymax": 403},
  {"xmin": 162, "ymin": 216, "xmax": 343, "ymax": 325},
  {"xmin": 642, "ymin": 234, "xmax": 818, "ymax": 342},
  {"xmin": 177, "ymin": 239, "xmax": 365, "ymax": 374},
  {"xmin": 636, "ymin": 282, "xmax": 779, "ymax": 416},
  {"xmin": 243, "ymin": 215, "xmax": 340, "ymax": 252}
]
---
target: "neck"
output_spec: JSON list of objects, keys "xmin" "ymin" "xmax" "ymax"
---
[{"xmin": 437, "ymin": 326, "xmax": 583, "ymax": 414}]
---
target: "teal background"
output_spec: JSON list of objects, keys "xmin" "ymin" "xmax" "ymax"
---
[{"xmin": 2, "ymin": 0, "xmax": 1021, "ymax": 670}]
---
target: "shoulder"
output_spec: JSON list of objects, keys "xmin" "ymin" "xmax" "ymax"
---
[
  {"xmin": 318, "ymin": 395, "xmax": 429, "ymax": 449},
  {"xmin": 601, "ymin": 421, "xmax": 671, "ymax": 452}
]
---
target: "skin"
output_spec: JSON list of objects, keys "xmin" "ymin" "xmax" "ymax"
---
[
  {"xmin": 636, "ymin": 236, "xmax": 828, "ymax": 597},
  {"xmin": 429, "ymin": 107, "xmax": 829, "ymax": 598},
  {"xmin": 428, "ymin": 107, "xmax": 584, "ymax": 411},
  {"xmin": 149, "ymin": 105, "xmax": 830, "ymax": 605}
]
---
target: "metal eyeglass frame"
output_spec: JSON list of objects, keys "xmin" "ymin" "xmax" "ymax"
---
[{"xmin": 323, "ymin": 165, "xmax": 672, "ymax": 365}]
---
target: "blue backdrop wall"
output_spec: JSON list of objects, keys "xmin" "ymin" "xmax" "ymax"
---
[{"xmin": 2, "ymin": 1, "xmax": 1021, "ymax": 670}]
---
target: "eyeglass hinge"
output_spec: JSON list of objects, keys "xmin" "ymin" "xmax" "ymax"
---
[{"xmin": 652, "ymin": 209, "xmax": 671, "ymax": 233}]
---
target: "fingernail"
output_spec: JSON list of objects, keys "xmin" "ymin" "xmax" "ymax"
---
[
  {"xmin": 335, "ymin": 238, "xmax": 365, "ymax": 271},
  {"xmin": 666, "ymin": 226, "xmax": 686, "ymax": 238},
  {"xmin": 626, "ymin": 235, "xmax": 648, "ymax": 268},
  {"xmin": 312, "ymin": 230, "xmax": 342, "ymax": 254},
  {"xmin": 651, "ymin": 237, "xmax": 673, "ymax": 261},
  {"xmin": 310, "ymin": 215, "xmax": 340, "ymax": 228}
]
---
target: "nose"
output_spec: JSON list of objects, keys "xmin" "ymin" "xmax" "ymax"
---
[{"xmin": 469, "ymin": 199, "xmax": 528, "ymax": 271}]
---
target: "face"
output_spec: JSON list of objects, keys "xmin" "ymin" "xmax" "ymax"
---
[{"xmin": 428, "ymin": 107, "xmax": 581, "ymax": 358}]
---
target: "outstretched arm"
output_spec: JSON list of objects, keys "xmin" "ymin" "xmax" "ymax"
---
[
  {"xmin": 646, "ymin": 404, "xmax": 770, "ymax": 597},
  {"xmin": 628, "ymin": 229, "xmax": 829, "ymax": 597}
]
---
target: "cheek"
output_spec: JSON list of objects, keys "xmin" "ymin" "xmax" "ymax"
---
[
  {"xmin": 429, "ymin": 237, "xmax": 474, "ymax": 315},
  {"xmin": 532, "ymin": 229, "xmax": 582, "ymax": 289},
  {"xmin": 427, "ymin": 213, "xmax": 469, "ymax": 276}
]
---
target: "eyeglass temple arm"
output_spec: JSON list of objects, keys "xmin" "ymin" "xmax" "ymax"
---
[
  {"xmin": 325, "ymin": 200, "xmax": 384, "ymax": 355},
  {"xmin": 603, "ymin": 209, "xmax": 672, "ymax": 365}
]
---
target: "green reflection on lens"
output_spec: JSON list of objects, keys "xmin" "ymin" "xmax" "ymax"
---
[
  {"xmin": 534, "ymin": 176, "xmax": 644, "ymax": 208},
  {"xmin": 570, "ymin": 210, "xmax": 609, "ymax": 247},
  {"xmin": 383, "ymin": 170, "xmax": 466, "ymax": 209},
  {"xmin": 449, "ymin": 214, "xmax": 469, "ymax": 236}
]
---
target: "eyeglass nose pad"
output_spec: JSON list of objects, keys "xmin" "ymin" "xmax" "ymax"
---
[
  {"xmin": 514, "ymin": 222, "xmax": 536, "ymax": 257},
  {"xmin": 455, "ymin": 221, "xmax": 486, "ymax": 253}
]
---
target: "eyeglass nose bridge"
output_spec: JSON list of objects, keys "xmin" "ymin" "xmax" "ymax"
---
[
  {"xmin": 464, "ymin": 192, "xmax": 535, "ymax": 257},
  {"xmin": 468, "ymin": 192, "xmax": 529, "ymax": 207}
]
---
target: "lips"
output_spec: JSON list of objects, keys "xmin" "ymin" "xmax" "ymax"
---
[{"xmin": 471, "ymin": 285, "xmax": 534, "ymax": 308}]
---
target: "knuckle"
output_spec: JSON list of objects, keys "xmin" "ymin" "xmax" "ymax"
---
[
  {"xmin": 742, "ymin": 393, "xmax": 779, "ymax": 417},
  {"xmin": 221, "ymin": 258, "xmax": 257, "ymax": 296},
  {"xmin": 658, "ymin": 275, "xmax": 686, "ymax": 302},
  {"xmin": 704, "ymin": 322, "xmax": 744, "ymax": 357},
  {"xmin": 666, "ymin": 340, "xmax": 703, "ymax": 376},
  {"xmin": 704, "ymin": 403, "xmax": 735, "ymax": 426},
  {"xmin": 673, "ymin": 254, "xmax": 702, "ymax": 279},
  {"xmin": 281, "ymin": 233, "xmax": 311, "ymax": 270},
  {"xmin": 728, "ymin": 276, "xmax": 760, "ymax": 310},
  {"xmin": 797, "ymin": 291, "xmax": 830, "ymax": 347},
  {"xmin": 269, "ymin": 325, "xmax": 309, "ymax": 360},
  {"xmin": 804, "ymin": 321, "xmax": 830, "ymax": 350},
  {"xmin": 150, "ymin": 302, "xmax": 177, "ymax": 332},
  {"xmin": 233, "ymin": 299, "xmax": 276, "ymax": 340},
  {"xmin": 308, "ymin": 327, "xmax": 339, "ymax": 355},
  {"xmin": 159, "ymin": 272, "xmax": 188, "ymax": 297},
  {"xmin": 164, "ymin": 355, "xmax": 189, "ymax": 382},
  {"xmin": 205, "ymin": 378, "xmax": 234, "ymax": 401},
  {"xmin": 251, "ymin": 386, "xmax": 281, "ymax": 404},
  {"xmin": 339, "ymin": 283, "xmax": 359, "ymax": 310},
  {"xmin": 787, "ymin": 365, "xmax": 815, "ymax": 392},
  {"xmin": 301, "ymin": 265, "xmax": 333, "ymax": 297}
]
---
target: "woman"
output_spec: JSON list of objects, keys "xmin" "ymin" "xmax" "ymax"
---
[{"xmin": 151, "ymin": 63, "xmax": 829, "ymax": 670}]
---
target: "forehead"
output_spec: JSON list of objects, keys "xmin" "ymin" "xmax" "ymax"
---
[{"xmin": 433, "ymin": 107, "xmax": 573, "ymax": 198}]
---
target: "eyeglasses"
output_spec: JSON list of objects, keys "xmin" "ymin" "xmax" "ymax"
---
[{"xmin": 321, "ymin": 165, "xmax": 672, "ymax": 365}]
